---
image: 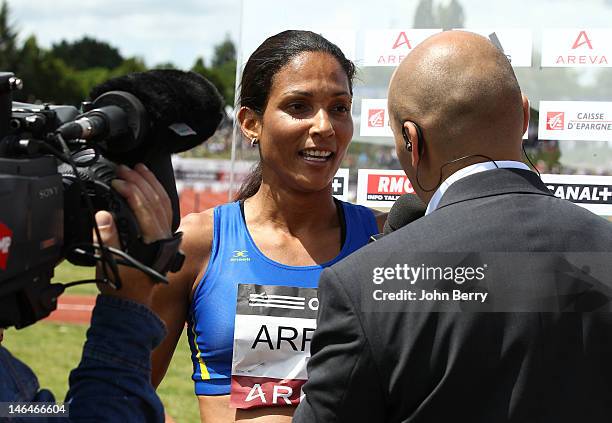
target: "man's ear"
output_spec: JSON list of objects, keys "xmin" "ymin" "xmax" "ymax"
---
[
  {"xmin": 404, "ymin": 121, "xmax": 421, "ymax": 168},
  {"xmin": 237, "ymin": 106, "xmax": 261, "ymax": 142},
  {"xmin": 521, "ymin": 94, "xmax": 530, "ymax": 136}
]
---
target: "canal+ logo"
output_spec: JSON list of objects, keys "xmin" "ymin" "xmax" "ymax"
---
[{"xmin": 0, "ymin": 222, "xmax": 13, "ymax": 270}]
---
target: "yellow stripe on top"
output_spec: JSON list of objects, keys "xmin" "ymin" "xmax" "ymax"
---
[{"xmin": 191, "ymin": 320, "xmax": 210, "ymax": 380}]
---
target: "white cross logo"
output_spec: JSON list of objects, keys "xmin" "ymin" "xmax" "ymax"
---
[
  {"xmin": 332, "ymin": 178, "xmax": 343, "ymax": 194},
  {"xmin": 600, "ymin": 186, "xmax": 612, "ymax": 202}
]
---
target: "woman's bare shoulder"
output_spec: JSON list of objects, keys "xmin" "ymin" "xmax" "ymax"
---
[
  {"xmin": 156, "ymin": 208, "xmax": 217, "ymax": 303},
  {"xmin": 178, "ymin": 208, "xmax": 216, "ymax": 260}
]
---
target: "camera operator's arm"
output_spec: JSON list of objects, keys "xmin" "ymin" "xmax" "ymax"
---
[{"xmin": 65, "ymin": 164, "xmax": 172, "ymax": 422}]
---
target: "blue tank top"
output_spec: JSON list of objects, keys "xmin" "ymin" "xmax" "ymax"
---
[{"xmin": 187, "ymin": 200, "xmax": 378, "ymax": 395}]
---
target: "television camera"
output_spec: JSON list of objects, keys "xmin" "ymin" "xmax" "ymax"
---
[{"xmin": 0, "ymin": 70, "xmax": 224, "ymax": 328}]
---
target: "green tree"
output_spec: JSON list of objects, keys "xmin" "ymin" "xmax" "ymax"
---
[
  {"xmin": 211, "ymin": 37, "xmax": 236, "ymax": 105},
  {"xmin": 73, "ymin": 67, "xmax": 111, "ymax": 99},
  {"xmin": 51, "ymin": 36, "xmax": 124, "ymax": 70},
  {"xmin": 1, "ymin": 0, "xmax": 238, "ymax": 112},
  {"xmin": 212, "ymin": 35, "xmax": 236, "ymax": 68},
  {"xmin": 153, "ymin": 62, "xmax": 177, "ymax": 70},
  {"xmin": 190, "ymin": 37, "xmax": 237, "ymax": 106},
  {"xmin": 108, "ymin": 57, "xmax": 147, "ymax": 78},
  {"xmin": 191, "ymin": 57, "xmax": 227, "ymax": 97},
  {"xmin": 13, "ymin": 36, "xmax": 84, "ymax": 105},
  {"xmin": 0, "ymin": 0, "xmax": 19, "ymax": 71}
]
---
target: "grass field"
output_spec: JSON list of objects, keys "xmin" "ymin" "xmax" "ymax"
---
[
  {"xmin": 52, "ymin": 261, "xmax": 99, "ymax": 296},
  {"xmin": 3, "ymin": 261, "xmax": 201, "ymax": 422}
]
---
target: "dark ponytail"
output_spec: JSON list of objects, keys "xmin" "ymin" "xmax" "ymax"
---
[
  {"xmin": 233, "ymin": 30, "xmax": 355, "ymax": 201},
  {"xmin": 234, "ymin": 162, "xmax": 262, "ymax": 201}
]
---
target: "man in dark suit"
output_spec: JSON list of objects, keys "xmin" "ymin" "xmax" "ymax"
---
[{"xmin": 294, "ymin": 31, "xmax": 612, "ymax": 422}]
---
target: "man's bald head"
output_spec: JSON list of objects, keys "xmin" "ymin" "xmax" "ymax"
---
[{"xmin": 388, "ymin": 31, "xmax": 525, "ymax": 158}]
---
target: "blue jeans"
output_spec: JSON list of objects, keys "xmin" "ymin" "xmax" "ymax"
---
[{"xmin": 0, "ymin": 295, "xmax": 167, "ymax": 422}]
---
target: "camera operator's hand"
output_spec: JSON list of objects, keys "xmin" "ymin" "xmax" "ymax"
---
[{"xmin": 94, "ymin": 163, "xmax": 173, "ymax": 307}]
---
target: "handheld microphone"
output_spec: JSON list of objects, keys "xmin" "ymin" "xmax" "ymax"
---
[
  {"xmin": 369, "ymin": 194, "xmax": 426, "ymax": 243},
  {"xmin": 383, "ymin": 194, "xmax": 426, "ymax": 235}
]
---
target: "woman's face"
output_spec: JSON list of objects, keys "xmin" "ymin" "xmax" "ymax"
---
[{"xmin": 258, "ymin": 51, "xmax": 353, "ymax": 193}]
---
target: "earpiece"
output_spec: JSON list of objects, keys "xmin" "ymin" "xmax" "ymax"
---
[{"xmin": 402, "ymin": 126, "xmax": 412, "ymax": 152}]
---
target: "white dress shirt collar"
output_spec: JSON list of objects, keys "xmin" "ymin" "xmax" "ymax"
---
[{"xmin": 425, "ymin": 160, "xmax": 530, "ymax": 215}]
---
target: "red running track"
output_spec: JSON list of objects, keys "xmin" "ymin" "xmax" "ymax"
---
[{"xmin": 45, "ymin": 295, "xmax": 95, "ymax": 325}]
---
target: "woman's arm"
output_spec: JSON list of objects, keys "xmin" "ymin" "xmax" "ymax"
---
[{"xmin": 150, "ymin": 209, "xmax": 214, "ymax": 388}]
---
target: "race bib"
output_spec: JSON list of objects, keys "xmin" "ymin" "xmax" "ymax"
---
[{"xmin": 230, "ymin": 284, "xmax": 318, "ymax": 409}]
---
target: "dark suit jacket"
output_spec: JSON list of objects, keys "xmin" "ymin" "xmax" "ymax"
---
[{"xmin": 294, "ymin": 168, "xmax": 612, "ymax": 423}]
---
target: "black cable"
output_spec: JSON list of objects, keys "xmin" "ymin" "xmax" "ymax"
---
[
  {"xmin": 41, "ymin": 134, "xmax": 122, "ymax": 289},
  {"xmin": 416, "ymin": 154, "xmax": 500, "ymax": 192},
  {"xmin": 42, "ymin": 134, "xmax": 170, "ymax": 289},
  {"xmin": 62, "ymin": 279, "xmax": 101, "ymax": 288},
  {"xmin": 55, "ymin": 135, "xmax": 118, "ymax": 287},
  {"xmin": 69, "ymin": 244, "xmax": 169, "ymax": 284},
  {"xmin": 522, "ymin": 142, "xmax": 541, "ymax": 177}
]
